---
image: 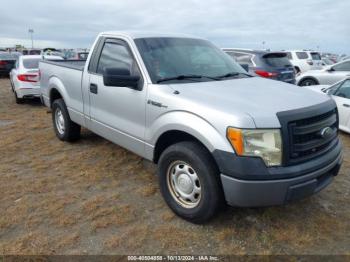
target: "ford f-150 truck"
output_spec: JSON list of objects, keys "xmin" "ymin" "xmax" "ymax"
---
[{"xmin": 40, "ymin": 32, "xmax": 343, "ymax": 223}]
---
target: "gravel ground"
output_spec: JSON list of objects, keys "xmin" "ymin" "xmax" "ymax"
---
[{"xmin": 0, "ymin": 78, "xmax": 349, "ymax": 255}]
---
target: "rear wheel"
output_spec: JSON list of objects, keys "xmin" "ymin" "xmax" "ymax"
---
[
  {"xmin": 158, "ymin": 141, "xmax": 224, "ymax": 224},
  {"xmin": 299, "ymin": 78, "xmax": 318, "ymax": 86},
  {"xmin": 52, "ymin": 99, "xmax": 81, "ymax": 141}
]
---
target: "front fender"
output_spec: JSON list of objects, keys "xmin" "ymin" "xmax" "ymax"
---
[{"xmin": 146, "ymin": 111, "xmax": 234, "ymax": 157}]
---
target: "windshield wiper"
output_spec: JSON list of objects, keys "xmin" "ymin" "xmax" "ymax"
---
[
  {"xmin": 157, "ymin": 75, "xmax": 202, "ymax": 83},
  {"xmin": 156, "ymin": 74, "xmax": 218, "ymax": 83},
  {"xmin": 215, "ymin": 72, "xmax": 253, "ymax": 79}
]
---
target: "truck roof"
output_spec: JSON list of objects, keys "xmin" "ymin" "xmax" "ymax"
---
[{"xmin": 101, "ymin": 31, "xmax": 202, "ymax": 40}]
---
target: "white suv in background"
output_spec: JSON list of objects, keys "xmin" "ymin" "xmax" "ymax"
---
[
  {"xmin": 9, "ymin": 55, "xmax": 63, "ymax": 103},
  {"xmin": 285, "ymin": 50, "xmax": 323, "ymax": 73}
]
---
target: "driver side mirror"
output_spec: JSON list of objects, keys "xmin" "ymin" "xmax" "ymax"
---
[{"xmin": 103, "ymin": 68, "xmax": 141, "ymax": 90}]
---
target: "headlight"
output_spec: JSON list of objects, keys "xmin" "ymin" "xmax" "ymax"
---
[{"xmin": 227, "ymin": 127, "xmax": 282, "ymax": 166}]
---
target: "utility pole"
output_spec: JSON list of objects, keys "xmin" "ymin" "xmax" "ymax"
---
[{"xmin": 28, "ymin": 29, "xmax": 34, "ymax": 48}]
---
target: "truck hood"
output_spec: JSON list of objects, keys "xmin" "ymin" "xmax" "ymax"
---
[{"xmin": 169, "ymin": 77, "xmax": 330, "ymax": 128}]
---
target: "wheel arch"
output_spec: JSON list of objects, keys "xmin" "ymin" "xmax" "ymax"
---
[
  {"xmin": 48, "ymin": 77, "xmax": 69, "ymax": 107},
  {"xmin": 149, "ymin": 112, "xmax": 235, "ymax": 165},
  {"xmin": 153, "ymin": 130, "xmax": 211, "ymax": 164}
]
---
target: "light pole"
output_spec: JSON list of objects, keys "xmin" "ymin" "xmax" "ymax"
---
[{"xmin": 28, "ymin": 29, "xmax": 34, "ymax": 48}]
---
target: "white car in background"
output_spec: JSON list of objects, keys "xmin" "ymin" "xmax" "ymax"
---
[
  {"xmin": 296, "ymin": 59, "xmax": 350, "ymax": 86},
  {"xmin": 285, "ymin": 50, "xmax": 323, "ymax": 73},
  {"xmin": 9, "ymin": 55, "xmax": 63, "ymax": 103},
  {"xmin": 305, "ymin": 77, "xmax": 350, "ymax": 133}
]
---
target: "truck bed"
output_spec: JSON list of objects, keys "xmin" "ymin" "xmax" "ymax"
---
[{"xmin": 40, "ymin": 59, "xmax": 86, "ymax": 71}]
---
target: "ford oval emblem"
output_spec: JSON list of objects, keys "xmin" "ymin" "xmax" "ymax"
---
[{"xmin": 320, "ymin": 127, "xmax": 333, "ymax": 139}]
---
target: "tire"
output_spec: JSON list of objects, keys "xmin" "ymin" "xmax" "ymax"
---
[
  {"xmin": 14, "ymin": 91, "xmax": 24, "ymax": 104},
  {"xmin": 299, "ymin": 78, "xmax": 318, "ymax": 86},
  {"xmin": 158, "ymin": 141, "xmax": 224, "ymax": 224},
  {"xmin": 52, "ymin": 98, "xmax": 81, "ymax": 142}
]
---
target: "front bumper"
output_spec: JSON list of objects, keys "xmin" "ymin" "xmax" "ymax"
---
[{"xmin": 214, "ymin": 141, "xmax": 342, "ymax": 207}]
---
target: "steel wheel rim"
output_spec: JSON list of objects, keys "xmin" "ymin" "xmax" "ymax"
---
[
  {"xmin": 166, "ymin": 161, "xmax": 201, "ymax": 209},
  {"xmin": 55, "ymin": 108, "xmax": 65, "ymax": 135}
]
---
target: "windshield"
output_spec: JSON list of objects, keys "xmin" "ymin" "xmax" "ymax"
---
[
  {"xmin": 134, "ymin": 37, "xmax": 247, "ymax": 84},
  {"xmin": 262, "ymin": 53, "xmax": 292, "ymax": 67}
]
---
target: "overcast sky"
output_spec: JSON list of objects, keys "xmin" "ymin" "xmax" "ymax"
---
[{"xmin": 0, "ymin": 0, "xmax": 349, "ymax": 54}]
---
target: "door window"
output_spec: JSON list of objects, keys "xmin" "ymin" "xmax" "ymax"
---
[
  {"xmin": 296, "ymin": 52, "xmax": 308, "ymax": 59},
  {"xmin": 97, "ymin": 41, "xmax": 139, "ymax": 76}
]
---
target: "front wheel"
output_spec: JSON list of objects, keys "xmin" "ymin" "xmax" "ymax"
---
[
  {"xmin": 52, "ymin": 98, "xmax": 81, "ymax": 142},
  {"xmin": 299, "ymin": 78, "xmax": 318, "ymax": 86},
  {"xmin": 158, "ymin": 141, "xmax": 224, "ymax": 224}
]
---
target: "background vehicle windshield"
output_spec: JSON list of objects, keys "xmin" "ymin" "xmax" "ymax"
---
[
  {"xmin": 23, "ymin": 58, "xmax": 40, "ymax": 69},
  {"xmin": 29, "ymin": 50, "xmax": 41, "ymax": 55},
  {"xmin": 135, "ymin": 37, "xmax": 247, "ymax": 84}
]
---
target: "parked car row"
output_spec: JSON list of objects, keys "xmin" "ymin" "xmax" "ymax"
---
[{"xmin": 0, "ymin": 48, "xmax": 90, "ymax": 79}]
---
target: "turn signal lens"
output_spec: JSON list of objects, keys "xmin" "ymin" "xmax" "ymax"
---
[{"xmin": 227, "ymin": 128, "xmax": 244, "ymax": 155}]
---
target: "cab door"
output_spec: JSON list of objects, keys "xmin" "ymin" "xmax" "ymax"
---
[
  {"xmin": 87, "ymin": 38, "xmax": 147, "ymax": 156},
  {"xmin": 332, "ymin": 79, "xmax": 350, "ymax": 132}
]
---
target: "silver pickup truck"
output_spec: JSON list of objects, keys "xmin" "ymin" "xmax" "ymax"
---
[{"xmin": 40, "ymin": 31, "xmax": 342, "ymax": 223}]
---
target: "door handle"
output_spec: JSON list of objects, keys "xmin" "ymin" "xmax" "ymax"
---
[
  {"xmin": 90, "ymin": 83, "xmax": 98, "ymax": 94},
  {"xmin": 343, "ymin": 104, "xmax": 350, "ymax": 108}
]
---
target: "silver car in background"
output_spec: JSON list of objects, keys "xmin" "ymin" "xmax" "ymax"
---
[{"xmin": 297, "ymin": 59, "xmax": 350, "ymax": 86}]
